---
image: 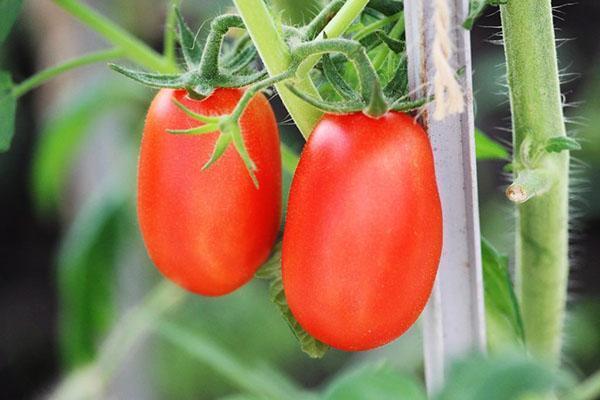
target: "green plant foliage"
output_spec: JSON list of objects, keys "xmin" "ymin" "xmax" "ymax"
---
[
  {"xmin": 464, "ymin": 0, "xmax": 506, "ymax": 30},
  {"xmin": 481, "ymin": 238, "xmax": 525, "ymax": 351},
  {"xmin": 0, "ymin": 0, "xmax": 22, "ymax": 44},
  {"xmin": 255, "ymin": 243, "xmax": 330, "ymax": 359},
  {"xmin": 57, "ymin": 188, "xmax": 130, "ymax": 369},
  {"xmin": 31, "ymin": 84, "xmax": 143, "ymax": 214},
  {"xmin": 0, "ymin": 70, "xmax": 15, "ymax": 151},
  {"xmin": 475, "ymin": 128, "xmax": 509, "ymax": 160},
  {"xmin": 269, "ymin": 0, "xmax": 323, "ymax": 25},
  {"xmin": 435, "ymin": 353, "xmax": 570, "ymax": 400},
  {"xmin": 323, "ymin": 363, "xmax": 427, "ymax": 400},
  {"xmin": 158, "ymin": 322, "xmax": 305, "ymax": 400}
]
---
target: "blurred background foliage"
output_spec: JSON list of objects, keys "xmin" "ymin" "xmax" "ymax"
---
[{"xmin": 0, "ymin": 0, "xmax": 598, "ymax": 399}]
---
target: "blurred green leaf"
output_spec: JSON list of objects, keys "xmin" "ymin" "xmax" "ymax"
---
[
  {"xmin": 0, "ymin": 0, "xmax": 22, "ymax": 44},
  {"xmin": 435, "ymin": 353, "xmax": 570, "ymax": 400},
  {"xmin": 269, "ymin": 0, "xmax": 323, "ymax": 25},
  {"xmin": 256, "ymin": 244, "xmax": 330, "ymax": 358},
  {"xmin": 323, "ymin": 363, "xmax": 427, "ymax": 400},
  {"xmin": 476, "ymin": 128, "xmax": 509, "ymax": 160},
  {"xmin": 57, "ymin": 188, "xmax": 130, "ymax": 369},
  {"xmin": 0, "ymin": 70, "xmax": 16, "ymax": 151},
  {"xmin": 463, "ymin": 0, "xmax": 489, "ymax": 30},
  {"xmin": 158, "ymin": 322, "xmax": 306, "ymax": 400},
  {"xmin": 31, "ymin": 84, "xmax": 143, "ymax": 214},
  {"xmin": 481, "ymin": 238, "xmax": 525, "ymax": 351},
  {"xmin": 564, "ymin": 300, "xmax": 600, "ymax": 373}
]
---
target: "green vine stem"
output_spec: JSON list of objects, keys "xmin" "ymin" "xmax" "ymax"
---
[
  {"xmin": 11, "ymin": 48, "xmax": 124, "ymax": 98},
  {"xmin": 163, "ymin": 0, "xmax": 182, "ymax": 63},
  {"xmin": 234, "ymin": 0, "xmax": 370, "ymax": 138},
  {"xmin": 53, "ymin": 0, "xmax": 177, "ymax": 73},
  {"xmin": 49, "ymin": 281, "xmax": 186, "ymax": 399},
  {"xmin": 501, "ymin": 1, "xmax": 570, "ymax": 366}
]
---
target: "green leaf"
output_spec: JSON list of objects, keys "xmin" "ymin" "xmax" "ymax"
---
[
  {"xmin": 463, "ymin": 0, "xmax": 506, "ymax": 30},
  {"xmin": 324, "ymin": 364, "xmax": 427, "ymax": 400},
  {"xmin": 366, "ymin": 0, "xmax": 403, "ymax": 16},
  {"xmin": 0, "ymin": 70, "xmax": 16, "ymax": 152},
  {"xmin": 109, "ymin": 63, "xmax": 190, "ymax": 88},
  {"xmin": 475, "ymin": 128, "xmax": 509, "ymax": 160},
  {"xmin": 375, "ymin": 30, "xmax": 404, "ymax": 53},
  {"xmin": 31, "ymin": 84, "xmax": 141, "ymax": 214},
  {"xmin": 545, "ymin": 136, "xmax": 581, "ymax": 153},
  {"xmin": 322, "ymin": 54, "xmax": 358, "ymax": 101},
  {"xmin": 463, "ymin": 0, "xmax": 488, "ymax": 30},
  {"xmin": 158, "ymin": 322, "xmax": 304, "ymax": 400},
  {"xmin": 481, "ymin": 238, "xmax": 526, "ymax": 351},
  {"xmin": 255, "ymin": 243, "xmax": 330, "ymax": 358},
  {"xmin": 435, "ymin": 353, "xmax": 570, "ymax": 400},
  {"xmin": 57, "ymin": 188, "xmax": 129, "ymax": 369},
  {"xmin": 0, "ymin": 0, "xmax": 22, "ymax": 44},
  {"xmin": 222, "ymin": 44, "xmax": 259, "ymax": 75},
  {"xmin": 383, "ymin": 56, "xmax": 408, "ymax": 100},
  {"xmin": 175, "ymin": 8, "xmax": 203, "ymax": 69}
]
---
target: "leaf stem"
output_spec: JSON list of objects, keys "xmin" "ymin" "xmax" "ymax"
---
[
  {"xmin": 12, "ymin": 48, "xmax": 124, "ymax": 98},
  {"xmin": 49, "ymin": 280, "xmax": 187, "ymax": 399},
  {"xmin": 158, "ymin": 323, "xmax": 307, "ymax": 400},
  {"xmin": 163, "ymin": 0, "xmax": 182, "ymax": 63},
  {"xmin": 52, "ymin": 0, "xmax": 177, "ymax": 73},
  {"xmin": 501, "ymin": 0, "xmax": 569, "ymax": 366}
]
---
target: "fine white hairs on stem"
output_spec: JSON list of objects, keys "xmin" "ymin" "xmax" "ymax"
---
[{"xmin": 431, "ymin": 0, "xmax": 464, "ymax": 120}]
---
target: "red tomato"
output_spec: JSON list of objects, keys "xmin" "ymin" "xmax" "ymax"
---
[
  {"xmin": 139, "ymin": 88, "xmax": 281, "ymax": 296},
  {"xmin": 282, "ymin": 112, "xmax": 442, "ymax": 351}
]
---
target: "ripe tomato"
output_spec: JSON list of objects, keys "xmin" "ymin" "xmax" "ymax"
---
[
  {"xmin": 139, "ymin": 88, "xmax": 281, "ymax": 296},
  {"xmin": 282, "ymin": 112, "xmax": 442, "ymax": 351}
]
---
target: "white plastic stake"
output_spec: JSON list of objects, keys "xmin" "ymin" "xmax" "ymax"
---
[{"xmin": 404, "ymin": 0, "xmax": 486, "ymax": 394}]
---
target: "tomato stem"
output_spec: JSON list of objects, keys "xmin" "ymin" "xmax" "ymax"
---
[
  {"xmin": 234, "ymin": 0, "xmax": 371, "ymax": 138},
  {"xmin": 163, "ymin": 0, "xmax": 182, "ymax": 63},
  {"xmin": 52, "ymin": 0, "xmax": 177, "ymax": 73},
  {"xmin": 12, "ymin": 48, "xmax": 124, "ymax": 98},
  {"xmin": 501, "ymin": 0, "xmax": 570, "ymax": 366}
]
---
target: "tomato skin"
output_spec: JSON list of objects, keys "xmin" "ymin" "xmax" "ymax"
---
[
  {"xmin": 282, "ymin": 112, "xmax": 442, "ymax": 351},
  {"xmin": 139, "ymin": 88, "xmax": 281, "ymax": 296}
]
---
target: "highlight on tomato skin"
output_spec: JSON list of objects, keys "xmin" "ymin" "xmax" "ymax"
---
[
  {"xmin": 138, "ymin": 88, "xmax": 282, "ymax": 296},
  {"xmin": 282, "ymin": 111, "xmax": 443, "ymax": 351}
]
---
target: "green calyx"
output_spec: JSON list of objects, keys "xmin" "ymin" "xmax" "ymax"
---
[
  {"xmin": 109, "ymin": 2, "xmax": 428, "ymax": 187},
  {"xmin": 110, "ymin": 9, "xmax": 266, "ymax": 99}
]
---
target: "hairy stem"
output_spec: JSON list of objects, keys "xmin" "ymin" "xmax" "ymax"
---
[
  {"xmin": 163, "ymin": 0, "xmax": 182, "ymax": 63},
  {"xmin": 12, "ymin": 48, "xmax": 124, "ymax": 98},
  {"xmin": 233, "ymin": 0, "xmax": 322, "ymax": 138},
  {"xmin": 234, "ymin": 0, "xmax": 369, "ymax": 138},
  {"xmin": 501, "ymin": 0, "xmax": 569, "ymax": 366},
  {"xmin": 53, "ymin": 0, "xmax": 177, "ymax": 73}
]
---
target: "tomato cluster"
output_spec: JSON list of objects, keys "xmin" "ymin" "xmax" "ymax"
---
[{"xmin": 138, "ymin": 88, "xmax": 442, "ymax": 350}]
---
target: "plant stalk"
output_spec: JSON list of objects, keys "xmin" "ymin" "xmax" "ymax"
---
[
  {"xmin": 53, "ymin": 0, "xmax": 177, "ymax": 73},
  {"xmin": 500, "ymin": 0, "xmax": 569, "ymax": 366},
  {"xmin": 163, "ymin": 0, "xmax": 182, "ymax": 63},
  {"xmin": 234, "ymin": 0, "xmax": 369, "ymax": 138},
  {"xmin": 12, "ymin": 48, "xmax": 124, "ymax": 98}
]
